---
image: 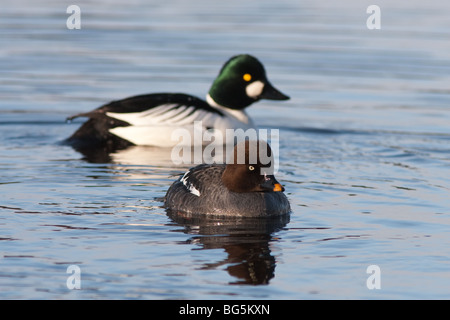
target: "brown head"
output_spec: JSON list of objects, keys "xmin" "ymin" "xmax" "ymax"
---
[{"xmin": 222, "ymin": 140, "xmax": 285, "ymax": 193}]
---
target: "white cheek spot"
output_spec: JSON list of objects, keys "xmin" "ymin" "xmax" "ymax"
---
[{"xmin": 245, "ymin": 80, "xmax": 264, "ymax": 99}]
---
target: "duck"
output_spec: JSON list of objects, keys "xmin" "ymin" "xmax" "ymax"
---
[
  {"xmin": 65, "ymin": 54, "xmax": 289, "ymax": 151},
  {"xmin": 164, "ymin": 140, "xmax": 291, "ymax": 217}
]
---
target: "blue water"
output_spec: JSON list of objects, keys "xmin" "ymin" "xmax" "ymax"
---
[{"xmin": 1, "ymin": 0, "xmax": 450, "ymax": 299}]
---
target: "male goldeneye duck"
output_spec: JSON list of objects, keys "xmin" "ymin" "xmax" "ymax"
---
[
  {"xmin": 164, "ymin": 140, "xmax": 291, "ymax": 217},
  {"xmin": 66, "ymin": 54, "xmax": 289, "ymax": 150}
]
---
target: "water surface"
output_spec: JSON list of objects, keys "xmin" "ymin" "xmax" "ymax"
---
[{"xmin": 1, "ymin": 0, "xmax": 450, "ymax": 299}]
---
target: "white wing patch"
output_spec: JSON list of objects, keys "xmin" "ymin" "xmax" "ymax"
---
[
  {"xmin": 180, "ymin": 171, "xmax": 201, "ymax": 197},
  {"xmin": 104, "ymin": 100, "xmax": 256, "ymax": 146},
  {"xmin": 106, "ymin": 104, "xmax": 208, "ymax": 126}
]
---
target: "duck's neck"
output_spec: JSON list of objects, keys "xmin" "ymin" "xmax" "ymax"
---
[{"xmin": 206, "ymin": 94, "xmax": 251, "ymax": 125}]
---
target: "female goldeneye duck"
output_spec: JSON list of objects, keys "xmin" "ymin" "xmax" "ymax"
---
[
  {"xmin": 164, "ymin": 140, "xmax": 291, "ymax": 217},
  {"xmin": 66, "ymin": 54, "xmax": 289, "ymax": 151}
]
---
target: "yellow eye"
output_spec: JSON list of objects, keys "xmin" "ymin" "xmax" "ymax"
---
[
  {"xmin": 248, "ymin": 165, "xmax": 255, "ymax": 171},
  {"xmin": 243, "ymin": 73, "xmax": 252, "ymax": 82}
]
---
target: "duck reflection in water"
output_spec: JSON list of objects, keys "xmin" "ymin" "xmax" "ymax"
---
[{"xmin": 167, "ymin": 210, "xmax": 289, "ymax": 285}]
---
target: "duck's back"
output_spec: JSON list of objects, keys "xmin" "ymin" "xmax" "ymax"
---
[
  {"xmin": 164, "ymin": 164, "xmax": 290, "ymax": 217},
  {"xmin": 66, "ymin": 93, "xmax": 225, "ymax": 149}
]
